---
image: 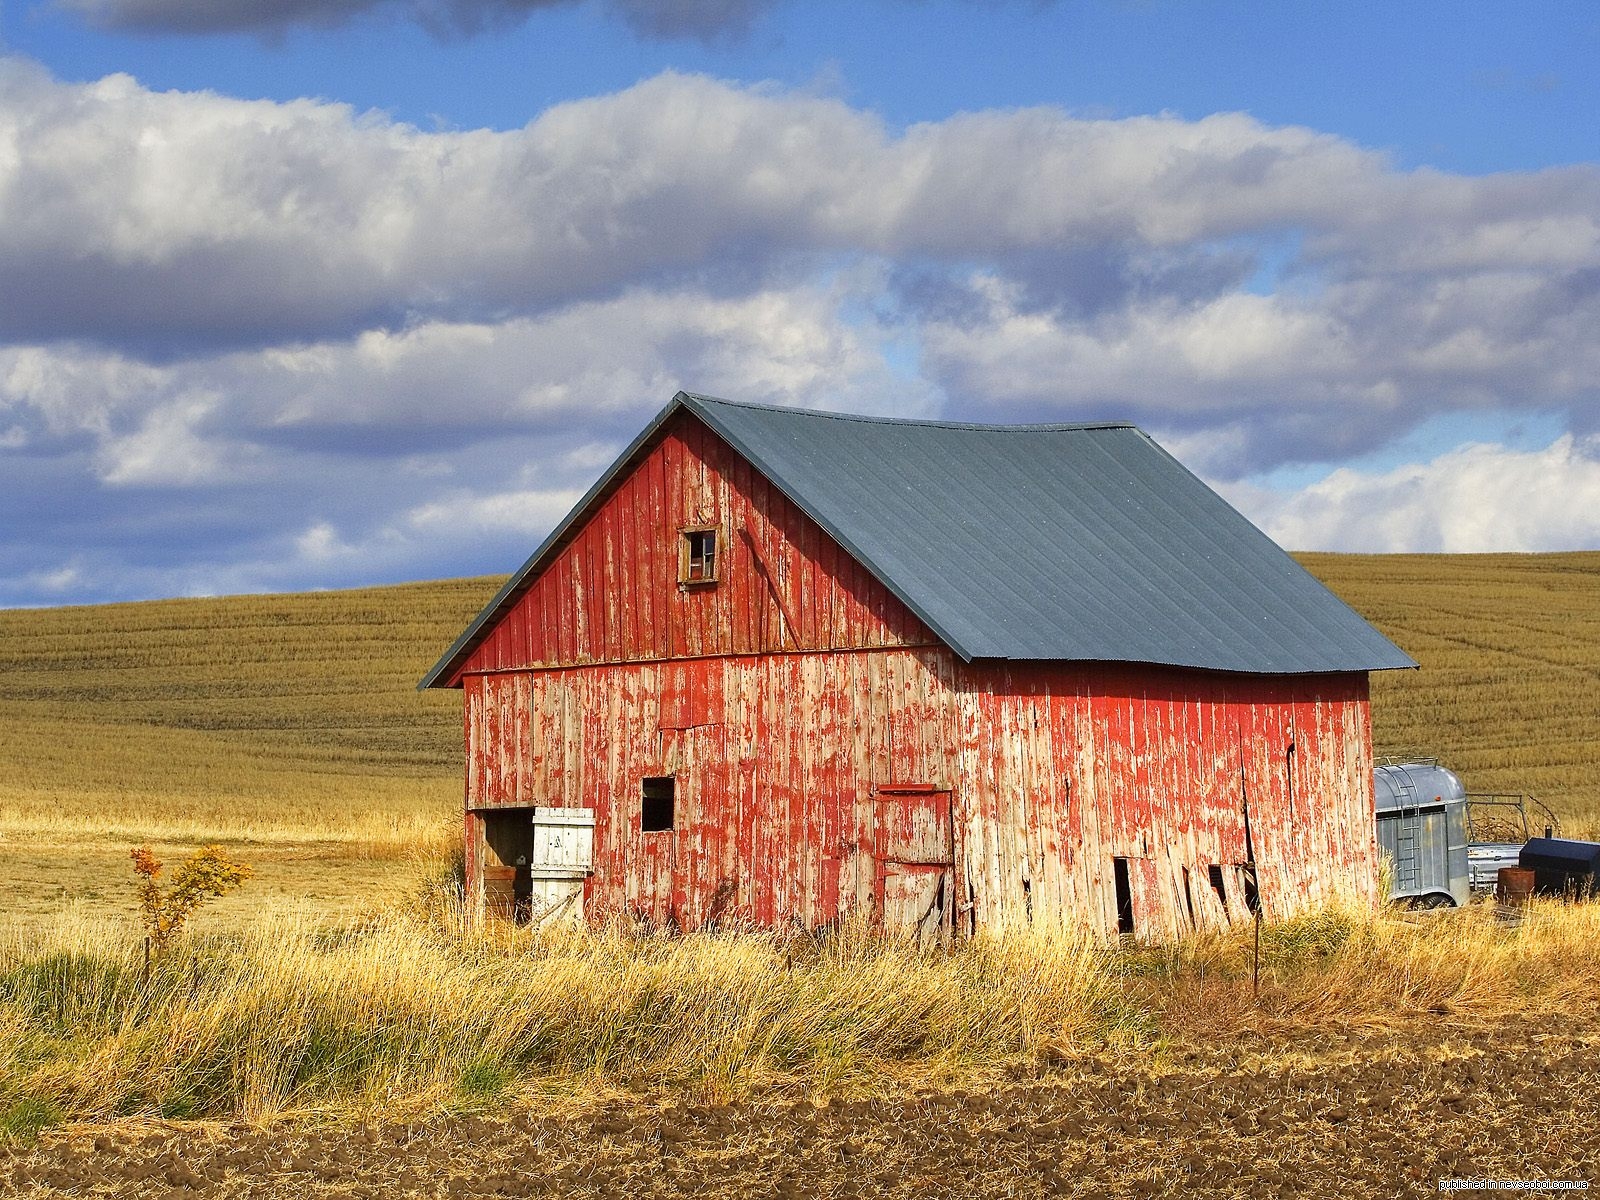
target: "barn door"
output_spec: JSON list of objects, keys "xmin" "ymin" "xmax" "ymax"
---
[
  {"xmin": 528, "ymin": 807, "xmax": 594, "ymax": 922},
  {"xmin": 477, "ymin": 808, "xmax": 594, "ymax": 923},
  {"xmin": 873, "ymin": 786, "xmax": 955, "ymax": 946}
]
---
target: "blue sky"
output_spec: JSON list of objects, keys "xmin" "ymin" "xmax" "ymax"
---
[
  {"xmin": 2, "ymin": 0, "xmax": 1598, "ymax": 604},
  {"xmin": 13, "ymin": 1, "xmax": 1598, "ymax": 173}
]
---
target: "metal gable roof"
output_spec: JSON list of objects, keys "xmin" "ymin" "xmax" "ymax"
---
[
  {"xmin": 420, "ymin": 391, "xmax": 1415, "ymax": 687},
  {"xmin": 688, "ymin": 394, "xmax": 1415, "ymax": 673}
]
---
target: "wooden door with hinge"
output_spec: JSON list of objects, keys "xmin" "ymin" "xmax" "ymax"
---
[
  {"xmin": 873, "ymin": 785, "xmax": 955, "ymax": 946},
  {"xmin": 475, "ymin": 807, "xmax": 594, "ymax": 924},
  {"xmin": 528, "ymin": 807, "xmax": 594, "ymax": 923}
]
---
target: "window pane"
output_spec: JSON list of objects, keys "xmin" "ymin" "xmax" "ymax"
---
[{"xmin": 682, "ymin": 530, "xmax": 716, "ymax": 582}]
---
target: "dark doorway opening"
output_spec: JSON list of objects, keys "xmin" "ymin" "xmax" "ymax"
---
[
  {"xmin": 481, "ymin": 809, "xmax": 534, "ymax": 924},
  {"xmin": 1112, "ymin": 857, "xmax": 1135, "ymax": 936}
]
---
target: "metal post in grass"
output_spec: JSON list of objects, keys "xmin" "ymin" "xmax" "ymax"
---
[{"xmin": 1252, "ymin": 901, "xmax": 1261, "ymax": 1000}]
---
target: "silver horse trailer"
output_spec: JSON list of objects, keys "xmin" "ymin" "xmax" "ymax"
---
[{"xmin": 1374, "ymin": 762, "xmax": 1470, "ymax": 908}]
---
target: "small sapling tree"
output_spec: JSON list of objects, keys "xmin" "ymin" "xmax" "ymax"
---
[{"xmin": 130, "ymin": 845, "xmax": 253, "ymax": 960}]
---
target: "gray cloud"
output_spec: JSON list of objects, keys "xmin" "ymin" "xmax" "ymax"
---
[
  {"xmin": 62, "ymin": 0, "xmax": 387, "ymax": 35},
  {"xmin": 58, "ymin": 0, "xmax": 780, "ymax": 41},
  {"xmin": 605, "ymin": 0, "xmax": 773, "ymax": 40},
  {"xmin": 0, "ymin": 277, "xmax": 937, "ymax": 603},
  {"xmin": 0, "ymin": 281, "xmax": 921, "ymax": 461},
  {"xmin": 0, "ymin": 65, "xmax": 1407, "ymax": 352},
  {"xmin": 918, "ymin": 261, "xmax": 1600, "ymax": 475},
  {"xmin": 6, "ymin": 65, "xmax": 1595, "ymax": 363}
]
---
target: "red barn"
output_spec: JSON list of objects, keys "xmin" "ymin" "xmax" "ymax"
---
[{"xmin": 421, "ymin": 392, "xmax": 1414, "ymax": 939}]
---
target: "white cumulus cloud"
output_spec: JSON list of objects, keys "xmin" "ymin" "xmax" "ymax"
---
[{"xmin": 1230, "ymin": 436, "xmax": 1600, "ymax": 553}]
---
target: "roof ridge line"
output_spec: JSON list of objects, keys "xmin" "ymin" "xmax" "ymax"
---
[{"xmin": 678, "ymin": 392, "xmax": 1137, "ymax": 434}]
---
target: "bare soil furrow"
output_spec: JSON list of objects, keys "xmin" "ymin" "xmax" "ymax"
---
[{"xmin": 6, "ymin": 1015, "xmax": 1595, "ymax": 1199}]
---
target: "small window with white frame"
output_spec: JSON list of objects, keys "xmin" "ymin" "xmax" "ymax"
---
[{"xmin": 680, "ymin": 526, "xmax": 719, "ymax": 585}]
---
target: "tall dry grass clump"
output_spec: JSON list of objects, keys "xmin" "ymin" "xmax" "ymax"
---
[
  {"xmin": 0, "ymin": 904, "xmax": 1115, "ymax": 1126},
  {"xmin": 1123, "ymin": 898, "xmax": 1600, "ymax": 1042}
]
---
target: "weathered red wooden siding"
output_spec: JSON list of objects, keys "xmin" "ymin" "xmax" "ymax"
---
[
  {"xmin": 449, "ymin": 403, "xmax": 1379, "ymax": 936},
  {"xmin": 463, "ymin": 647, "xmax": 959, "ymax": 929},
  {"xmin": 453, "ymin": 411, "xmax": 933, "ymax": 681},
  {"xmin": 464, "ymin": 652, "xmax": 1378, "ymax": 937},
  {"xmin": 952, "ymin": 663, "xmax": 1379, "ymax": 937}
]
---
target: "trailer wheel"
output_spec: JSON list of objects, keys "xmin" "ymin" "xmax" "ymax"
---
[{"xmin": 1403, "ymin": 891, "xmax": 1457, "ymax": 911}]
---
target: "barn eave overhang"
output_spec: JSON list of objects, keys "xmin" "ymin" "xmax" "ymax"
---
[{"xmin": 965, "ymin": 654, "xmax": 1414, "ymax": 678}]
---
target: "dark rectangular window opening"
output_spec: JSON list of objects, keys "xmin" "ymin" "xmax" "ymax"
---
[
  {"xmin": 642, "ymin": 776, "xmax": 675, "ymax": 832},
  {"xmin": 1207, "ymin": 864, "xmax": 1228, "ymax": 906},
  {"xmin": 1112, "ymin": 857, "xmax": 1135, "ymax": 936},
  {"xmin": 681, "ymin": 528, "xmax": 718, "ymax": 584}
]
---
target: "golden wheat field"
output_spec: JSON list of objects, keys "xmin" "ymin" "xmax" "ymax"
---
[
  {"xmin": 1, "ymin": 554, "xmax": 1599, "ymax": 1195},
  {"xmin": 0, "ymin": 578, "xmax": 489, "ymax": 922},
  {"xmin": 1302, "ymin": 551, "xmax": 1600, "ymax": 829},
  {"xmin": 0, "ymin": 553, "xmax": 1595, "ymax": 925}
]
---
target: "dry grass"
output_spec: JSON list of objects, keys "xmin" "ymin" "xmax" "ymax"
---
[
  {"xmin": 1, "ymin": 895, "xmax": 1596, "ymax": 1131},
  {"xmin": 0, "ymin": 900, "xmax": 1114, "ymax": 1126}
]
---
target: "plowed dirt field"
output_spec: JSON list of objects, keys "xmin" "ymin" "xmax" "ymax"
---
[{"xmin": 6, "ymin": 1013, "xmax": 1595, "ymax": 1199}]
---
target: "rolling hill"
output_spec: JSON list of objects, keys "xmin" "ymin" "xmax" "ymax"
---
[{"xmin": 1, "ymin": 553, "xmax": 1595, "ymax": 919}]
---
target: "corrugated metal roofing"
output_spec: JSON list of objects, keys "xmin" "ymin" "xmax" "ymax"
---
[{"xmin": 421, "ymin": 391, "xmax": 1414, "ymax": 687}]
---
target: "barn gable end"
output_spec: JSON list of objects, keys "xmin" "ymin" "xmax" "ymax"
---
[{"xmin": 450, "ymin": 409, "xmax": 934, "ymax": 681}]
